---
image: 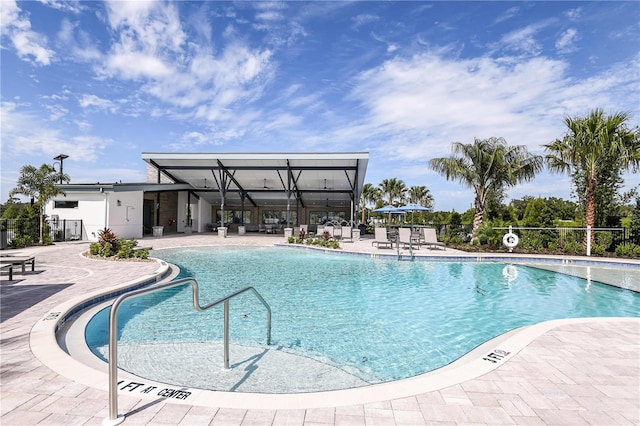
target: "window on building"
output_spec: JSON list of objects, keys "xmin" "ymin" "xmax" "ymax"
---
[
  {"xmin": 216, "ymin": 210, "xmax": 251, "ymax": 224},
  {"xmin": 54, "ymin": 200, "xmax": 79, "ymax": 209},
  {"xmin": 309, "ymin": 211, "xmax": 346, "ymax": 225},
  {"xmin": 261, "ymin": 210, "xmax": 297, "ymax": 225}
]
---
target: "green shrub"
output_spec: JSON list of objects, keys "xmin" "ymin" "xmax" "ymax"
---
[
  {"xmin": 134, "ymin": 248, "xmax": 150, "ymax": 259},
  {"xmin": 595, "ymin": 231, "xmax": 613, "ymax": 251},
  {"xmin": 287, "ymin": 236, "xmax": 295, "ymax": 243},
  {"xmin": 563, "ymin": 240, "xmax": 584, "ymax": 255},
  {"xmin": 116, "ymin": 238, "xmax": 137, "ymax": 259},
  {"xmin": 88, "ymin": 231, "xmax": 146, "ymax": 260},
  {"xmin": 590, "ymin": 243, "xmax": 605, "ymax": 256},
  {"xmin": 615, "ymin": 243, "xmax": 640, "ymax": 258},
  {"xmin": 98, "ymin": 242, "xmax": 114, "ymax": 257},
  {"xmin": 89, "ymin": 242, "xmax": 101, "ymax": 255}
]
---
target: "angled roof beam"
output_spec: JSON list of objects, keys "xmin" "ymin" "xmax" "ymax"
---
[
  {"xmin": 149, "ymin": 159, "xmax": 183, "ymax": 184},
  {"xmin": 217, "ymin": 160, "xmax": 258, "ymax": 207},
  {"xmin": 287, "ymin": 160, "xmax": 305, "ymax": 208}
]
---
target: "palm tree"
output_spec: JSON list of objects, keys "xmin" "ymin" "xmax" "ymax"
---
[
  {"xmin": 429, "ymin": 137, "xmax": 543, "ymax": 243},
  {"xmin": 378, "ymin": 178, "xmax": 407, "ymax": 223},
  {"xmin": 9, "ymin": 164, "xmax": 70, "ymax": 244},
  {"xmin": 359, "ymin": 183, "xmax": 379, "ymax": 225},
  {"xmin": 408, "ymin": 185, "xmax": 434, "ymax": 208},
  {"xmin": 544, "ymin": 109, "xmax": 640, "ymax": 248}
]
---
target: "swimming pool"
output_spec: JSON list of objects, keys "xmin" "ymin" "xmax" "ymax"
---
[{"xmin": 85, "ymin": 246, "xmax": 639, "ymax": 393}]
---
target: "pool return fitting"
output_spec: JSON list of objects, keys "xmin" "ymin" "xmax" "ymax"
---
[{"xmin": 103, "ymin": 278, "xmax": 272, "ymax": 426}]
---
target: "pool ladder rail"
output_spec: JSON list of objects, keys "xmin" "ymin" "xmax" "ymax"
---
[{"xmin": 103, "ymin": 278, "xmax": 272, "ymax": 426}]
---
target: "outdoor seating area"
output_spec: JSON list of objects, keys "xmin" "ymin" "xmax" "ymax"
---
[
  {"xmin": 0, "ymin": 255, "xmax": 35, "ymax": 274},
  {"xmin": 372, "ymin": 226, "xmax": 445, "ymax": 250}
]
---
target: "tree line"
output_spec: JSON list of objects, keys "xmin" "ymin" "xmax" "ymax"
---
[{"xmin": 359, "ymin": 109, "xmax": 640, "ymax": 250}]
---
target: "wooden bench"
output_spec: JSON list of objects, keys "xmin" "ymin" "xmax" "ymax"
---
[
  {"xmin": 0, "ymin": 256, "xmax": 35, "ymax": 274},
  {"xmin": 0, "ymin": 263, "xmax": 13, "ymax": 281}
]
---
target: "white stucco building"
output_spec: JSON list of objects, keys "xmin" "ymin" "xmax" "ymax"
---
[{"xmin": 46, "ymin": 152, "xmax": 369, "ymax": 241}]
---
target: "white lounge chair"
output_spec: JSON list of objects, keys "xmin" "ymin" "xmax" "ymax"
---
[
  {"xmin": 398, "ymin": 228, "xmax": 420, "ymax": 249},
  {"xmin": 341, "ymin": 226, "xmax": 353, "ymax": 242},
  {"xmin": 372, "ymin": 227, "xmax": 393, "ymax": 248},
  {"xmin": 422, "ymin": 228, "xmax": 445, "ymax": 250}
]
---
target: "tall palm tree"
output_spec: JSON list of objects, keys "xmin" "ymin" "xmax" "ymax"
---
[
  {"xmin": 10, "ymin": 164, "xmax": 70, "ymax": 243},
  {"xmin": 429, "ymin": 137, "xmax": 543, "ymax": 243},
  {"xmin": 359, "ymin": 183, "xmax": 379, "ymax": 225},
  {"xmin": 544, "ymin": 109, "xmax": 640, "ymax": 247},
  {"xmin": 378, "ymin": 178, "xmax": 407, "ymax": 223},
  {"xmin": 408, "ymin": 185, "xmax": 434, "ymax": 208}
]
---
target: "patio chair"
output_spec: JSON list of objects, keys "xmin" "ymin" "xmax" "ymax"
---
[
  {"xmin": 398, "ymin": 228, "xmax": 420, "ymax": 249},
  {"xmin": 372, "ymin": 227, "xmax": 393, "ymax": 248},
  {"xmin": 332, "ymin": 226, "xmax": 342, "ymax": 240},
  {"xmin": 422, "ymin": 228, "xmax": 445, "ymax": 250},
  {"xmin": 341, "ymin": 226, "xmax": 353, "ymax": 242}
]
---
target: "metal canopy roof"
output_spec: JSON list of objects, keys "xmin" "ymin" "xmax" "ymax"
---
[{"xmin": 141, "ymin": 152, "xmax": 369, "ymax": 209}]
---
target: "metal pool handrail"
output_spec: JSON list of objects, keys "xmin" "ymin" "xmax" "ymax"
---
[{"xmin": 104, "ymin": 278, "xmax": 272, "ymax": 426}]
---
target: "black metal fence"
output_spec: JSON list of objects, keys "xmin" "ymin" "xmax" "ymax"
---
[
  {"xmin": 0, "ymin": 218, "xmax": 83, "ymax": 249},
  {"xmin": 494, "ymin": 227, "xmax": 632, "ymax": 251}
]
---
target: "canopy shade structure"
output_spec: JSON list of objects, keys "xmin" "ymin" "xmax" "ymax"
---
[{"xmin": 141, "ymin": 152, "xmax": 369, "ymax": 210}]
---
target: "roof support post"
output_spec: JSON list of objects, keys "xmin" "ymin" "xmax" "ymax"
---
[
  {"xmin": 286, "ymin": 169, "xmax": 292, "ymax": 227},
  {"xmin": 211, "ymin": 169, "xmax": 227, "ymax": 229}
]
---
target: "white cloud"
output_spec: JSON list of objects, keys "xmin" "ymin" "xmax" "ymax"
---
[
  {"xmin": 347, "ymin": 52, "xmax": 639, "ymax": 166},
  {"xmin": 494, "ymin": 7, "xmax": 520, "ymax": 24},
  {"xmin": 56, "ymin": 18, "xmax": 101, "ymax": 62},
  {"xmin": 101, "ymin": 0, "xmax": 186, "ymax": 79},
  {"xmin": 0, "ymin": 0, "xmax": 55, "ymax": 65},
  {"xmin": 352, "ymin": 14, "xmax": 379, "ymax": 30},
  {"xmin": 564, "ymin": 8, "xmax": 582, "ymax": 21},
  {"xmin": 556, "ymin": 28, "xmax": 579, "ymax": 54},
  {"xmin": 79, "ymin": 94, "xmax": 119, "ymax": 113},
  {"xmin": 1, "ymin": 101, "xmax": 110, "ymax": 163},
  {"xmin": 490, "ymin": 21, "xmax": 553, "ymax": 56},
  {"xmin": 38, "ymin": 0, "xmax": 83, "ymax": 14}
]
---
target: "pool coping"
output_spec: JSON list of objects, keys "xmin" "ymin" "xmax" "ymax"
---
[{"xmin": 28, "ymin": 247, "xmax": 640, "ymax": 410}]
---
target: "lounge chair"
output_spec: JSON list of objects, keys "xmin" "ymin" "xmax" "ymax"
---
[
  {"xmin": 0, "ymin": 255, "xmax": 35, "ymax": 274},
  {"xmin": 331, "ymin": 226, "xmax": 342, "ymax": 240},
  {"xmin": 398, "ymin": 228, "xmax": 420, "ymax": 249},
  {"xmin": 341, "ymin": 226, "xmax": 353, "ymax": 242},
  {"xmin": 372, "ymin": 227, "xmax": 393, "ymax": 248},
  {"xmin": 422, "ymin": 228, "xmax": 445, "ymax": 250}
]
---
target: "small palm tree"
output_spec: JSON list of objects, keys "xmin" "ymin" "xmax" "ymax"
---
[
  {"xmin": 429, "ymin": 137, "xmax": 543, "ymax": 243},
  {"xmin": 378, "ymin": 178, "xmax": 407, "ymax": 223},
  {"xmin": 9, "ymin": 164, "xmax": 70, "ymax": 244},
  {"xmin": 359, "ymin": 183, "xmax": 379, "ymax": 225},
  {"xmin": 544, "ymin": 109, "xmax": 640, "ymax": 248}
]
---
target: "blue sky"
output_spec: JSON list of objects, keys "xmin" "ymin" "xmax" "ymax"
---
[{"xmin": 2, "ymin": 1, "xmax": 639, "ymax": 212}]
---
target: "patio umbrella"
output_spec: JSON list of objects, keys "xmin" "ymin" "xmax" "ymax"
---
[
  {"xmin": 398, "ymin": 203, "xmax": 430, "ymax": 226},
  {"xmin": 373, "ymin": 205, "xmax": 404, "ymax": 213},
  {"xmin": 373, "ymin": 205, "xmax": 404, "ymax": 224}
]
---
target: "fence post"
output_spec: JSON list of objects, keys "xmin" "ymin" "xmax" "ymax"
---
[{"xmin": 586, "ymin": 226, "xmax": 591, "ymax": 256}]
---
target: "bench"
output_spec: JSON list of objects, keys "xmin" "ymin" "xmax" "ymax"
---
[
  {"xmin": 0, "ymin": 263, "xmax": 13, "ymax": 281},
  {"xmin": 0, "ymin": 256, "xmax": 35, "ymax": 274}
]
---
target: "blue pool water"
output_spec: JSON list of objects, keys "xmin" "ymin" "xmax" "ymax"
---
[{"xmin": 85, "ymin": 247, "xmax": 639, "ymax": 389}]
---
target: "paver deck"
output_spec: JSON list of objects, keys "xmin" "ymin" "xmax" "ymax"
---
[{"xmin": 1, "ymin": 233, "xmax": 638, "ymax": 425}]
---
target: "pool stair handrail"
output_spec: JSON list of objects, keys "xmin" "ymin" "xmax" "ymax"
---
[{"xmin": 104, "ymin": 278, "xmax": 272, "ymax": 426}]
